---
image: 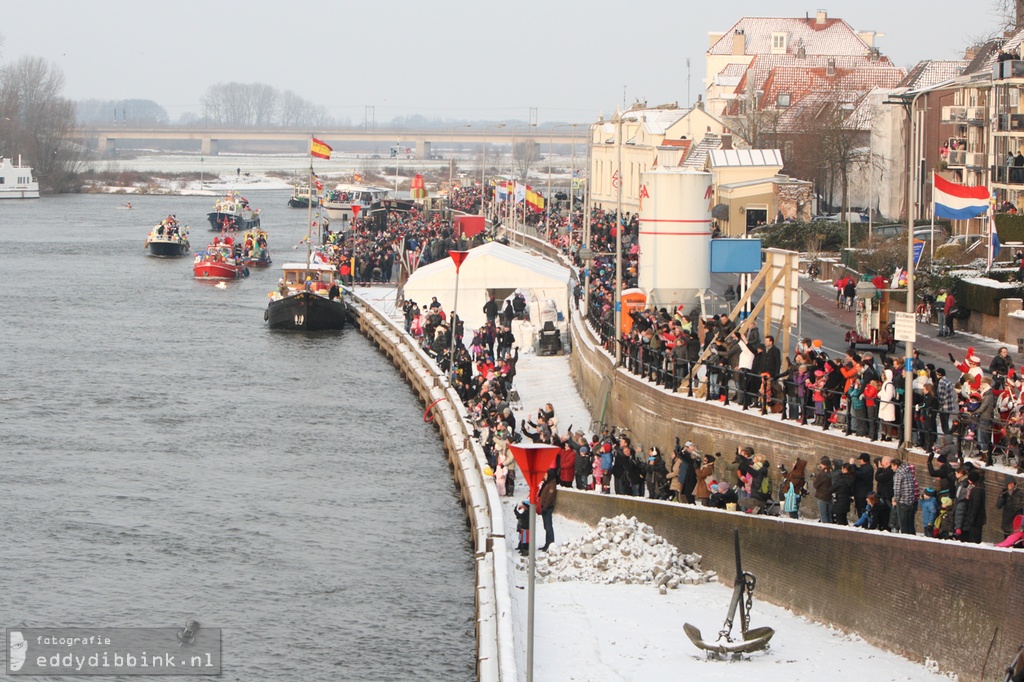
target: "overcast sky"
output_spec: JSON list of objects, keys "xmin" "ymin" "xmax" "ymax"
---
[{"xmin": 0, "ymin": 1, "xmax": 1006, "ymax": 125}]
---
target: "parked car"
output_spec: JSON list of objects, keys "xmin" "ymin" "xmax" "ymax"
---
[
  {"xmin": 873, "ymin": 224, "xmax": 905, "ymax": 239},
  {"xmin": 934, "ymin": 233, "xmax": 986, "ymax": 258}
]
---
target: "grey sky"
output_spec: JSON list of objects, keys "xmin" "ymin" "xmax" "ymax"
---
[{"xmin": 1, "ymin": 1, "xmax": 1004, "ymax": 124}]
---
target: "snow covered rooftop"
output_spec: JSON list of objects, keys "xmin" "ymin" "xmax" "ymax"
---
[{"xmin": 709, "ymin": 14, "xmax": 878, "ymax": 57}]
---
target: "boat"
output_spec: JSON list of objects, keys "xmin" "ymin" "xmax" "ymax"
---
[
  {"xmin": 0, "ymin": 156, "xmax": 39, "ymax": 199},
  {"xmin": 207, "ymin": 192, "xmax": 261, "ymax": 231},
  {"xmin": 266, "ymin": 166, "xmax": 347, "ymax": 331},
  {"xmin": 322, "ymin": 184, "xmax": 389, "ymax": 229},
  {"xmin": 240, "ymin": 229, "xmax": 272, "ymax": 267},
  {"xmin": 193, "ymin": 236, "xmax": 250, "ymax": 280},
  {"xmin": 288, "ymin": 184, "xmax": 317, "ymax": 209},
  {"xmin": 265, "ymin": 259, "xmax": 348, "ymax": 331},
  {"xmin": 145, "ymin": 216, "xmax": 190, "ymax": 257}
]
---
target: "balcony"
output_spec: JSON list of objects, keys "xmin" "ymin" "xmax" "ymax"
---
[
  {"xmin": 965, "ymin": 152, "xmax": 985, "ymax": 170},
  {"xmin": 947, "ymin": 149, "xmax": 966, "ymax": 167},
  {"xmin": 993, "ymin": 164, "xmax": 1024, "ymax": 185},
  {"xmin": 941, "ymin": 106, "xmax": 966, "ymax": 124},
  {"xmin": 965, "ymin": 106, "xmax": 985, "ymax": 125},
  {"xmin": 998, "ymin": 114, "xmax": 1024, "ymax": 132},
  {"xmin": 995, "ymin": 59, "xmax": 1024, "ymax": 79}
]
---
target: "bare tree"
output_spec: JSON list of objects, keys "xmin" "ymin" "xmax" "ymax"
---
[
  {"xmin": 279, "ymin": 90, "xmax": 331, "ymax": 129},
  {"xmin": 201, "ymin": 82, "xmax": 280, "ymax": 127},
  {"xmin": 0, "ymin": 55, "xmax": 82, "ymax": 188},
  {"xmin": 725, "ymin": 80, "xmax": 780, "ymax": 148},
  {"xmin": 513, "ymin": 138, "xmax": 539, "ymax": 180}
]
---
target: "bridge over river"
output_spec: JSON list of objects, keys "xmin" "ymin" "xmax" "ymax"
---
[{"xmin": 80, "ymin": 126, "xmax": 580, "ymax": 158}]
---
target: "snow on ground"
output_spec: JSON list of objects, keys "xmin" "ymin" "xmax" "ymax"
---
[
  {"xmin": 500, "ymin": 500, "xmax": 955, "ymax": 682},
  {"xmin": 357, "ymin": 288, "xmax": 956, "ymax": 681}
]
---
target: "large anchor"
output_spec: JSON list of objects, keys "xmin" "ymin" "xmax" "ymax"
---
[{"xmin": 684, "ymin": 529, "xmax": 775, "ymax": 658}]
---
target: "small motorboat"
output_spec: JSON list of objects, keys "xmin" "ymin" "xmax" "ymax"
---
[
  {"xmin": 145, "ymin": 216, "xmax": 190, "ymax": 257},
  {"xmin": 265, "ymin": 259, "xmax": 347, "ymax": 331},
  {"xmin": 193, "ymin": 236, "xmax": 250, "ymax": 280},
  {"xmin": 207, "ymin": 192, "xmax": 260, "ymax": 231},
  {"xmin": 240, "ymin": 229, "xmax": 272, "ymax": 268}
]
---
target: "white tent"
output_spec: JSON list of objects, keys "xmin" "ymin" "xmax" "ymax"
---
[{"xmin": 402, "ymin": 241, "xmax": 571, "ymax": 332}]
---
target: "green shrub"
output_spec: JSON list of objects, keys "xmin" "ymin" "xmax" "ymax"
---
[{"xmin": 995, "ymin": 214, "xmax": 1024, "ymax": 243}]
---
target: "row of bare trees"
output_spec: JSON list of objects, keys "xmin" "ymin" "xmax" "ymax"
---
[
  {"xmin": 200, "ymin": 82, "xmax": 331, "ymax": 128},
  {"xmin": 0, "ymin": 48, "xmax": 83, "ymax": 190}
]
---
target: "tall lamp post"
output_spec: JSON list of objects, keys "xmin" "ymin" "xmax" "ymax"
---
[
  {"xmin": 481, "ymin": 123, "xmax": 506, "ymax": 218},
  {"xmin": 447, "ymin": 249, "xmax": 469, "ymax": 384},
  {"xmin": 507, "ymin": 442, "xmax": 561, "ymax": 682},
  {"xmin": 449, "ymin": 124, "xmax": 471, "ymax": 188},
  {"xmin": 614, "ymin": 111, "xmax": 625, "ymax": 366}
]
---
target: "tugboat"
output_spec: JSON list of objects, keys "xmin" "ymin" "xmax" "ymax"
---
[
  {"xmin": 0, "ymin": 156, "xmax": 39, "ymax": 199},
  {"xmin": 265, "ymin": 258, "xmax": 347, "ymax": 331},
  {"xmin": 241, "ymin": 228, "xmax": 272, "ymax": 268},
  {"xmin": 145, "ymin": 215, "xmax": 190, "ymax": 257},
  {"xmin": 193, "ymin": 236, "xmax": 250, "ymax": 280},
  {"xmin": 288, "ymin": 183, "xmax": 317, "ymax": 208},
  {"xmin": 207, "ymin": 192, "xmax": 260, "ymax": 231}
]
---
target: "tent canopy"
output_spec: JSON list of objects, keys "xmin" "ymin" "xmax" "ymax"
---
[{"xmin": 402, "ymin": 241, "xmax": 571, "ymax": 331}]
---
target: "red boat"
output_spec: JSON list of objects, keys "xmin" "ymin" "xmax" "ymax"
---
[{"xmin": 193, "ymin": 236, "xmax": 250, "ymax": 280}]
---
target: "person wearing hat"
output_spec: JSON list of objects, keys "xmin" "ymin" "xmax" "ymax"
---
[
  {"xmin": 943, "ymin": 289, "xmax": 957, "ymax": 336},
  {"xmin": 927, "ymin": 447, "xmax": 956, "ymax": 496},
  {"xmin": 935, "ymin": 289, "xmax": 948, "ymax": 335},
  {"xmin": 920, "ymin": 487, "xmax": 940, "ymax": 535},
  {"xmin": 694, "ymin": 453, "xmax": 717, "ymax": 506},
  {"xmin": 962, "ymin": 470, "xmax": 987, "ymax": 543},
  {"xmin": 645, "ymin": 446, "xmax": 669, "ymax": 499},
  {"xmin": 996, "ymin": 480, "xmax": 1024, "ymax": 538}
]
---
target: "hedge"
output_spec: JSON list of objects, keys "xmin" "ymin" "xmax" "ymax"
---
[{"xmin": 995, "ymin": 214, "xmax": 1024, "ymax": 243}]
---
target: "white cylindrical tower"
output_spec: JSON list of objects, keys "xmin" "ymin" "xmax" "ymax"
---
[{"xmin": 637, "ymin": 169, "xmax": 713, "ymax": 308}]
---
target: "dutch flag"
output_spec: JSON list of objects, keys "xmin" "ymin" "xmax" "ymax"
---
[{"xmin": 933, "ymin": 173, "xmax": 990, "ymax": 220}]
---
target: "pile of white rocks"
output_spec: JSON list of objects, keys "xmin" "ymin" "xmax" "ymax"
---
[{"xmin": 537, "ymin": 514, "xmax": 716, "ymax": 593}]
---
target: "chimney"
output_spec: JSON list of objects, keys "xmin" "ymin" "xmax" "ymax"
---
[
  {"xmin": 797, "ymin": 45, "xmax": 806, "ymax": 59},
  {"xmin": 732, "ymin": 29, "xmax": 745, "ymax": 56},
  {"xmin": 696, "ymin": 94, "xmax": 704, "ymax": 110},
  {"xmin": 868, "ymin": 47, "xmax": 880, "ymax": 62},
  {"xmin": 816, "ymin": 9, "xmax": 827, "ymax": 25},
  {"xmin": 722, "ymin": 133, "xmax": 733, "ymax": 150}
]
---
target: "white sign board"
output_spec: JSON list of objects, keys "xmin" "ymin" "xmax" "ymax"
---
[{"xmin": 893, "ymin": 311, "xmax": 916, "ymax": 343}]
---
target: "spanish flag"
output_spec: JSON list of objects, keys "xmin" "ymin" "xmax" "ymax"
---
[{"xmin": 311, "ymin": 137, "xmax": 332, "ymax": 160}]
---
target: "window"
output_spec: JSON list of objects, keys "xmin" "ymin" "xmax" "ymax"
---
[
  {"xmin": 771, "ymin": 32, "xmax": 787, "ymax": 54},
  {"xmin": 777, "ymin": 93, "xmax": 791, "ymax": 108}
]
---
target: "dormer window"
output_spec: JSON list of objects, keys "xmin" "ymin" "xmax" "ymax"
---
[
  {"xmin": 771, "ymin": 32, "xmax": 787, "ymax": 54},
  {"xmin": 777, "ymin": 93, "xmax": 791, "ymax": 108}
]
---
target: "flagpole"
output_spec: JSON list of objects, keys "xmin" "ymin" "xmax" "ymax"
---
[
  {"xmin": 930, "ymin": 172, "xmax": 936, "ymax": 261},
  {"xmin": 307, "ymin": 137, "xmax": 315, "ymax": 280}
]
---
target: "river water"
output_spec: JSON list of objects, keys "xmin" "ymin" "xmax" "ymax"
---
[{"xmin": 0, "ymin": 191, "xmax": 475, "ymax": 680}]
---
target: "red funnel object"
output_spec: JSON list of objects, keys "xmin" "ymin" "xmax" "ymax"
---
[{"xmin": 508, "ymin": 443, "xmax": 560, "ymax": 506}]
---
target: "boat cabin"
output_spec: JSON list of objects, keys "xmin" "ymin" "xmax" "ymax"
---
[{"xmin": 278, "ymin": 262, "xmax": 339, "ymax": 294}]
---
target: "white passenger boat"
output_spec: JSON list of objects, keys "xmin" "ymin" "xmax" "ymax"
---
[
  {"xmin": 322, "ymin": 184, "xmax": 389, "ymax": 228},
  {"xmin": 0, "ymin": 156, "xmax": 39, "ymax": 199}
]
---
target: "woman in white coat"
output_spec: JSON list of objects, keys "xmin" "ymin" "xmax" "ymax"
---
[{"xmin": 878, "ymin": 368, "xmax": 898, "ymax": 442}]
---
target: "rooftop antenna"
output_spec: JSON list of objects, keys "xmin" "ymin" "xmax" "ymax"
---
[
  {"xmin": 687, "ymin": 58, "xmax": 691, "ymax": 108},
  {"xmin": 623, "ymin": 85, "xmax": 627, "ymax": 110}
]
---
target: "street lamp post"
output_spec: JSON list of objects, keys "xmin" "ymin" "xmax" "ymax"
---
[
  {"xmin": 614, "ymin": 112, "xmax": 624, "ymax": 366},
  {"xmin": 482, "ymin": 123, "xmax": 506, "ymax": 218}
]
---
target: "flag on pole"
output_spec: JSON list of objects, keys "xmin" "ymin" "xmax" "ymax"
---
[
  {"xmin": 988, "ymin": 194, "xmax": 1000, "ymax": 270},
  {"xmin": 311, "ymin": 137, "xmax": 332, "ymax": 160},
  {"xmin": 514, "ymin": 183, "xmax": 526, "ymax": 204},
  {"xmin": 933, "ymin": 173, "xmax": 988, "ymax": 220}
]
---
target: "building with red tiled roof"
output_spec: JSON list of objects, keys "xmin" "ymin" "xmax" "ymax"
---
[{"xmin": 706, "ymin": 9, "xmax": 886, "ymax": 117}]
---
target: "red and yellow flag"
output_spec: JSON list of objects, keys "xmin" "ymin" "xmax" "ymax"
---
[{"xmin": 311, "ymin": 137, "xmax": 332, "ymax": 160}]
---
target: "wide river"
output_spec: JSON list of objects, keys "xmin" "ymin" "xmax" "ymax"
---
[{"xmin": 0, "ymin": 191, "xmax": 475, "ymax": 680}]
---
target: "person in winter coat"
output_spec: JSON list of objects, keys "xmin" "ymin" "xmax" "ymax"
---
[
  {"xmin": 920, "ymin": 488, "xmax": 940, "ymax": 535},
  {"xmin": 574, "ymin": 444, "xmax": 593, "ymax": 490},
  {"xmin": 962, "ymin": 470, "xmax": 987, "ymax": 543},
  {"xmin": 996, "ymin": 480, "xmax": 1024, "ymax": 538},
  {"xmin": 557, "ymin": 441, "xmax": 576, "ymax": 488},
  {"xmin": 598, "ymin": 442, "xmax": 614, "ymax": 493},
  {"xmin": 813, "ymin": 457, "xmax": 834, "ymax": 523},
  {"xmin": 854, "ymin": 492, "xmax": 886, "ymax": 530},
  {"xmin": 645, "ymin": 447, "xmax": 669, "ymax": 499},
  {"xmin": 667, "ymin": 448, "xmax": 684, "ymax": 502},
  {"xmin": 863, "ymin": 378, "xmax": 881, "ymax": 441},
  {"xmin": 851, "ymin": 453, "xmax": 875, "ymax": 518},
  {"xmin": 830, "ymin": 463, "xmax": 855, "ymax": 525},
  {"xmin": 927, "ymin": 451, "xmax": 956, "ymax": 498},
  {"xmin": 968, "ymin": 383, "xmax": 997, "ymax": 464},
  {"xmin": 878, "ymin": 369, "xmax": 898, "ymax": 441},
  {"xmin": 536, "ymin": 470, "xmax": 559, "ymax": 551},
  {"xmin": 675, "ymin": 439, "xmax": 699, "ymax": 504},
  {"xmin": 952, "ymin": 466, "xmax": 971, "ymax": 539},
  {"xmin": 739, "ymin": 451, "xmax": 771, "ymax": 512},
  {"xmin": 694, "ymin": 454, "xmax": 717, "ymax": 505},
  {"xmin": 779, "ymin": 457, "xmax": 808, "ymax": 518}
]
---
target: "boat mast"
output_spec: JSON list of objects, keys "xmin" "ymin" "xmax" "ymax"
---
[{"xmin": 307, "ymin": 140, "xmax": 315, "ymax": 282}]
